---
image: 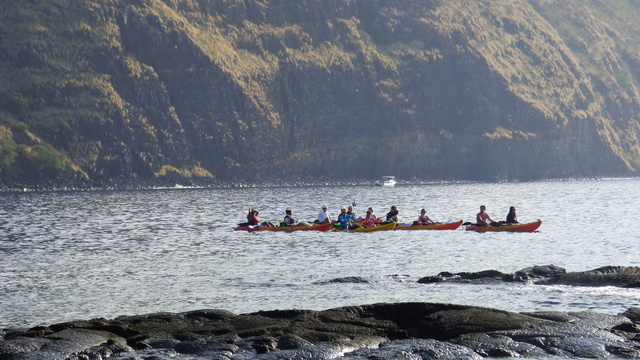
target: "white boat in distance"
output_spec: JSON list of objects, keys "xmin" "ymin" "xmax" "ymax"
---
[{"xmin": 380, "ymin": 176, "xmax": 396, "ymax": 187}]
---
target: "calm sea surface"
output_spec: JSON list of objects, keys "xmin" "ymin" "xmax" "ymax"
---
[{"xmin": 1, "ymin": 179, "xmax": 639, "ymax": 329}]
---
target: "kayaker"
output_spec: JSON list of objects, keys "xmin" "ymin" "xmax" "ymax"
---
[
  {"xmin": 476, "ymin": 205, "xmax": 496, "ymax": 226},
  {"xmin": 361, "ymin": 209, "xmax": 378, "ymax": 227},
  {"xmin": 338, "ymin": 207, "xmax": 361, "ymax": 230},
  {"xmin": 385, "ymin": 205, "xmax": 399, "ymax": 223},
  {"xmin": 367, "ymin": 207, "xmax": 377, "ymax": 220},
  {"xmin": 250, "ymin": 209, "xmax": 275, "ymax": 227},
  {"xmin": 283, "ymin": 209, "xmax": 296, "ymax": 226},
  {"xmin": 284, "ymin": 209, "xmax": 309, "ymax": 227},
  {"xmin": 506, "ymin": 206, "xmax": 519, "ymax": 224},
  {"xmin": 316, "ymin": 205, "xmax": 333, "ymax": 224},
  {"xmin": 346, "ymin": 206, "xmax": 357, "ymax": 221},
  {"xmin": 238, "ymin": 208, "xmax": 259, "ymax": 226},
  {"xmin": 417, "ymin": 208, "xmax": 435, "ymax": 225}
]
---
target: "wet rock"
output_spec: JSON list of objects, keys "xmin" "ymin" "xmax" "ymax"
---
[
  {"xmin": 2, "ymin": 303, "xmax": 640, "ymax": 359},
  {"xmin": 540, "ymin": 266, "xmax": 640, "ymax": 288},
  {"xmin": 515, "ymin": 264, "xmax": 567, "ymax": 282},
  {"xmin": 418, "ymin": 270, "xmax": 512, "ymax": 284},
  {"xmin": 344, "ymin": 338, "xmax": 483, "ymax": 359},
  {"xmin": 419, "ymin": 265, "xmax": 640, "ymax": 288},
  {"xmin": 316, "ymin": 276, "xmax": 371, "ymax": 284}
]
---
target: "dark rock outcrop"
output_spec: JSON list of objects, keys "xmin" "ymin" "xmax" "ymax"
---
[
  {"xmin": 2, "ymin": 302, "xmax": 640, "ymax": 359},
  {"xmin": 418, "ymin": 265, "xmax": 640, "ymax": 288}
]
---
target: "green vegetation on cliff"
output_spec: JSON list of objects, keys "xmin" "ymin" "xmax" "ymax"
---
[{"xmin": 1, "ymin": 0, "xmax": 640, "ymax": 188}]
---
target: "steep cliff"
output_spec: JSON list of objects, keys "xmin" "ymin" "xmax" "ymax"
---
[{"xmin": 1, "ymin": 0, "xmax": 640, "ymax": 187}]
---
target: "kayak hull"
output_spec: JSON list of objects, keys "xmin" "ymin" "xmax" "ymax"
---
[
  {"xmin": 332, "ymin": 221, "xmax": 396, "ymax": 232},
  {"xmin": 394, "ymin": 220, "xmax": 463, "ymax": 230},
  {"xmin": 233, "ymin": 223, "xmax": 332, "ymax": 232},
  {"xmin": 465, "ymin": 220, "xmax": 542, "ymax": 232}
]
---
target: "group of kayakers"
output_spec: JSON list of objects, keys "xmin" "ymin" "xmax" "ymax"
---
[
  {"xmin": 240, "ymin": 204, "xmax": 520, "ymax": 229},
  {"xmin": 312, "ymin": 204, "xmax": 407, "ymax": 230}
]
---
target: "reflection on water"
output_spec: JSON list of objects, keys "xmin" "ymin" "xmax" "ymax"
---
[{"xmin": 1, "ymin": 179, "xmax": 640, "ymax": 328}]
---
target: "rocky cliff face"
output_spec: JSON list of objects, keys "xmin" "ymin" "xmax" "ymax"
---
[{"xmin": 1, "ymin": 0, "xmax": 640, "ymax": 188}]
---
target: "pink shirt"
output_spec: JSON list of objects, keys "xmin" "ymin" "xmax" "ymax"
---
[{"xmin": 362, "ymin": 216, "xmax": 377, "ymax": 227}]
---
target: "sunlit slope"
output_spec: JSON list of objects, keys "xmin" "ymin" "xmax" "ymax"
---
[{"xmin": 1, "ymin": 0, "xmax": 639, "ymax": 186}]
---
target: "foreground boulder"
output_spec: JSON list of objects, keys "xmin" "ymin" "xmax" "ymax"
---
[{"xmin": 2, "ymin": 302, "xmax": 640, "ymax": 359}]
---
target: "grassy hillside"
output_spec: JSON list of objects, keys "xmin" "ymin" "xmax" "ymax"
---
[{"xmin": 1, "ymin": 0, "xmax": 640, "ymax": 188}]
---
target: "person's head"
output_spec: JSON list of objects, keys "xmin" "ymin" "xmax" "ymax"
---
[
  {"xmin": 480, "ymin": 205, "xmax": 486, "ymax": 212},
  {"xmin": 322, "ymin": 205, "xmax": 327, "ymax": 211},
  {"xmin": 286, "ymin": 209, "xmax": 292, "ymax": 215},
  {"xmin": 509, "ymin": 206, "xmax": 516, "ymax": 213},
  {"xmin": 366, "ymin": 209, "xmax": 372, "ymax": 216},
  {"xmin": 341, "ymin": 207, "xmax": 347, "ymax": 213},
  {"xmin": 347, "ymin": 206, "xmax": 353, "ymax": 213},
  {"xmin": 421, "ymin": 209, "xmax": 426, "ymax": 214},
  {"xmin": 368, "ymin": 207, "xmax": 374, "ymax": 213},
  {"xmin": 391, "ymin": 205, "xmax": 397, "ymax": 211}
]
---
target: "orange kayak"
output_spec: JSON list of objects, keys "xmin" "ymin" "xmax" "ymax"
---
[
  {"xmin": 394, "ymin": 220, "xmax": 463, "ymax": 230},
  {"xmin": 465, "ymin": 220, "xmax": 542, "ymax": 232},
  {"xmin": 234, "ymin": 223, "xmax": 332, "ymax": 232}
]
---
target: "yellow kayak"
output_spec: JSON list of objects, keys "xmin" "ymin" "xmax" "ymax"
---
[{"xmin": 348, "ymin": 221, "xmax": 396, "ymax": 232}]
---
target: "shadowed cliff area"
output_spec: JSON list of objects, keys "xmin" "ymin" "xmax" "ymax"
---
[{"xmin": 2, "ymin": 0, "xmax": 640, "ymax": 188}]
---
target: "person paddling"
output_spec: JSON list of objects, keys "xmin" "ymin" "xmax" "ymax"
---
[
  {"xmin": 338, "ymin": 207, "xmax": 360, "ymax": 230},
  {"xmin": 361, "ymin": 209, "xmax": 378, "ymax": 227},
  {"xmin": 316, "ymin": 205, "xmax": 332, "ymax": 224},
  {"xmin": 476, "ymin": 205, "xmax": 496, "ymax": 226},
  {"xmin": 506, "ymin": 206, "xmax": 519, "ymax": 224},
  {"xmin": 416, "ymin": 208, "xmax": 435, "ymax": 225},
  {"xmin": 283, "ymin": 209, "xmax": 309, "ymax": 227},
  {"xmin": 385, "ymin": 205, "xmax": 399, "ymax": 223}
]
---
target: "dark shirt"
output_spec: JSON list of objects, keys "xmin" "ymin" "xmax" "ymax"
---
[{"xmin": 506, "ymin": 213, "xmax": 518, "ymax": 224}]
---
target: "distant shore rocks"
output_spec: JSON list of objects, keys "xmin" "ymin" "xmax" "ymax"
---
[
  {"xmin": 2, "ymin": 302, "xmax": 640, "ymax": 359},
  {"xmin": 418, "ymin": 265, "xmax": 640, "ymax": 288}
]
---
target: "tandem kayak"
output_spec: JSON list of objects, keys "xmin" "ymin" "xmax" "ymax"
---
[
  {"xmin": 332, "ymin": 221, "xmax": 396, "ymax": 232},
  {"xmin": 233, "ymin": 223, "xmax": 332, "ymax": 232},
  {"xmin": 394, "ymin": 220, "xmax": 463, "ymax": 230},
  {"xmin": 465, "ymin": 220, "xmax": 542, "ymax": 232}
]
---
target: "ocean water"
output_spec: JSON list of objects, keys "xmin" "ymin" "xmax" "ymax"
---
[{"xmin": 1, "ymin": 178, "xmax": 639, "ymax": 329}]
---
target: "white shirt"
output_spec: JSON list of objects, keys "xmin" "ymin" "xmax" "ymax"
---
[{"xmin": 318, "ymin": 210, "xmax": 332, "ymax": 223}]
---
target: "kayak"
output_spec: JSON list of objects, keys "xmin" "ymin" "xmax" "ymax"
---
[
  {"xmin": 233, "ymin": 223, "xmax": 332, "ymax": 232},
  {"xmin": 331, "ymin": 221, "xmax": 396, "ymax": 232},
  {"xmin": 394, "ymin": 220, "xmax": 463, "ymax": 230},
  {"xmin": 465, "ymin": 220, "xmax": 542, "ymax": 232}
]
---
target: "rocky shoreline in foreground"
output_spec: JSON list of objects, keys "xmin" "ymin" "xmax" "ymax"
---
[
  {"xmin": 2, "ymin": 265, "xmax": 640, "ymax": 359},
  {"xmin": 2, "ymin": 303, "xmax": 639, "ymax": 359}
]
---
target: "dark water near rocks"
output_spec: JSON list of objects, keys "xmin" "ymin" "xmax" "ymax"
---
[{"xmin": 1, "ymin": 179, "xmax": 639, "ymax": 329}]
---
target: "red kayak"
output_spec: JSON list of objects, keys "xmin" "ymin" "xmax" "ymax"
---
[
  {"xmin": 394, "ymin": 220, "xmax": 463, "ymax": 230},
  {"xmin": 465, "ymin": 220, "xmax": 542, "ymax": 232},
  {"xmin": 233, "ymin": 222, "xmax": 332, "ymax": 232}
]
